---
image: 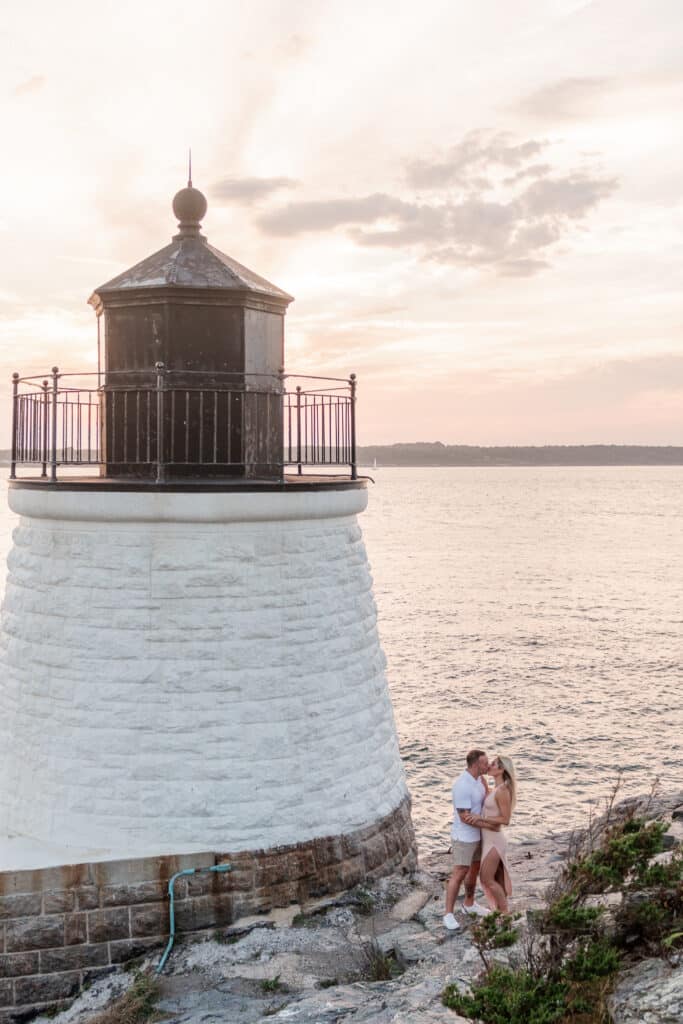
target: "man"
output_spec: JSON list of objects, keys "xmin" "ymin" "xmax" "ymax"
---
[{"xmin": 443, "ymin": 748, "xmax": 492, "ymax": 930}]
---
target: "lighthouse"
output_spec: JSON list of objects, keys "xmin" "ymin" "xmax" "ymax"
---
[{"xmin": 0, "ymin": 178, "xmax": 415, "ymax": 929}]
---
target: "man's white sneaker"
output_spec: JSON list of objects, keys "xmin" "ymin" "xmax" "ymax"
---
[
  {"xmin": 463, "ymin": 902, "xmax": 492, "ymax": 917},
  {"xmin": 443, "ymin": 913, "xmax": 460, "ymax": 931}
]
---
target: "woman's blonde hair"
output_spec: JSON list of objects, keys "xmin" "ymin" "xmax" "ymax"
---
[{"xmin": 497, "ymin": 755, "xmax": 517, "ymax": 810}]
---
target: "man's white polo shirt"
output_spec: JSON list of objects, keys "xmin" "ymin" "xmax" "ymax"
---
[{"xmin": 451, "ymin": 771, "xmax": 485, "ymax": 842}]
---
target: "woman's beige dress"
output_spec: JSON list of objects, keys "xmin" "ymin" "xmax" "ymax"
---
[{"xmin": 481, "ymin": 789, "xmax": 512, "ymax": 896}]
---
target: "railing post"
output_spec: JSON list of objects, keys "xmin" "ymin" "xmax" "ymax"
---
[
  {"xmin": 295, "ymin": 386, "xmax": 302, "ymax": 475},
  {"xmin": 10, "ymin": 372, "xmax": 19, "ymax": 480},
  {"xmin": 41, "ymin": 379, "xmax": 49, "ymax": 477},
  {"xmin": 155, "ymin": 361, "xmax": 165, "ymax": 483},
  {"xmin": 278, "ymin": 367, "xmax": 286, "ymax": 481},
  {"xmin": 349, "ymin": 373, "xmax": 357, "ymax": 480},
  {"xmin": 50, "ymin": 367, "xmax": 59, "ymax": 482}
]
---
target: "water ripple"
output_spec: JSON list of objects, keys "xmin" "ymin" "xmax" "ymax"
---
[{"xmin": 361, "ymin": 467, "xmax": 683, "ymax": 853}]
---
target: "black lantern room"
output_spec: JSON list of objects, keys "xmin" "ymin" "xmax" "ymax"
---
[{"xmin": 88, "ymin": 178, "xmax": 293, "ymax": 481}]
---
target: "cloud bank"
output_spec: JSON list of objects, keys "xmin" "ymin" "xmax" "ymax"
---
[
  {"xmin": 516, "ymin": 76, "xmax": 610, "ymax": 120},
  {"xmin": 211, "ymin": 176, "xmax": 298, "ymax": 203},
  {"xmin": 12, "ymin": 75, "xmax": 46, "ymax": 97},
  {"xmin": 256, "ymin": 132, "xmax": 617, "ymax": 276}
]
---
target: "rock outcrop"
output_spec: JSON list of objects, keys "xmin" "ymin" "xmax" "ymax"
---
[{"xmin": 30, "ymin": 790, "xmax": 683, "ymax": 1024}]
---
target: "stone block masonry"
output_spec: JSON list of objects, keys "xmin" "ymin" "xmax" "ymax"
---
[
  {"xmin": 0, "ymin": 487, "xmax": 410, "ymax": 858},
  {"xmin": 0, "ymin": 797, "xmax": 415, "ymax": 1020}
]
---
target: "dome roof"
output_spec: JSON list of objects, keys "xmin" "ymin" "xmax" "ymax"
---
[
  {"xmin": 90, "ymin": 178, "xmax": 293, "ymax": 304},
  {"xmin": 92, "ymin": 238, "xmax": 292, "ymax": 300}
]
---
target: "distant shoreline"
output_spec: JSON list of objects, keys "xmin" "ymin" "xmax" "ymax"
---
[
  {"xmin": 358, "ymin": 444, "xmax": 683, "ymax": 467},
  {"xmin": 2, "ymin": 444, "xmax": 683, "ymax": 470}
]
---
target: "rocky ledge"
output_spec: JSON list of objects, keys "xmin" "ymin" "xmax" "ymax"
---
[{"xmin": 33, "ymin": 789, "xmax": 682, "ymax": 1024}]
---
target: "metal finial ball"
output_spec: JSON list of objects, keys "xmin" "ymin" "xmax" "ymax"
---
[{"xmin": 172, "ymin": 186, "xmax": 207, "ymax": 226}]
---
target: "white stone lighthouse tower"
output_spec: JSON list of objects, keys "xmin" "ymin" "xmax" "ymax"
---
[{"xmin": 0, "ymin": 180, "xmax": 415, "ymax": 904}]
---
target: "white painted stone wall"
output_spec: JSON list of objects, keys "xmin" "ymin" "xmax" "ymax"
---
[{"xmin": 0, "ymin": 487, "xmax": 408, "ymax": 859}]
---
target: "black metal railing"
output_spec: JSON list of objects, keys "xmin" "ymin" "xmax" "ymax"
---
[{"xmin": 10, "ymin": 366, "xmax": 357, "ymax": 482}]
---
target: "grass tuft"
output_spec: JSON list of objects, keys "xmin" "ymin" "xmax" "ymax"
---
[
  {"xmin": 350, "ymin": 886, "xmax": 376, "ymax": 916},
  {"xmin": 358, "ymin": 939, "xmax": 403, "ymax": 982},
  {"xmin": 260, "ymin": 975, "xmax": 287, "ymax": 994},
  {"xmin": 88, "ymin": 972, "xmax": 160, "ymax": 1024}
]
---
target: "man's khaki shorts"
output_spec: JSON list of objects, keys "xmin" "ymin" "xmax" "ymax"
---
[{"xmin": 451, "ymin": 839, "xmax": 482, "ymax": 867}]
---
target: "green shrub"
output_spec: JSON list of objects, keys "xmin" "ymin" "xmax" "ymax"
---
[
  {"xmin": 471, "ymin": 912, "xmax": 520, "ymax": 955},
  {"xmin": 545, "ymin": 895, "xmax": 602, "ymax": 932},
  {"xmin": 443, "ymin": 966, "xmax": 567, "ymax": 1024},
  {"xmin": 563, "ymin": 939, "xmax": 620, "ymax": 982},
  {"xmin": 569, "ymin": 819, "xmax": 667, "ymax": 893},
  {"xmin": 446, "ymin": 787, "xmax": 677, "ymax": 1024},
  {"xmin": 615, "ymin": 889, "xmax": 683, "ymax": 954},
  {"xmin": 636, "ymin": 849, "xmax": 683, "ymax": 888},
  {"xmin": 466, "ymin": 911, "xmax": 521, "ymax": 972},
  {"xmin": 563, "ymin": 976, "xmax": 615, "ymax": 1022}
]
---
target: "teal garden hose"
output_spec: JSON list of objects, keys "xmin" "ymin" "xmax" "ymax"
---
[{"xmin": 156, "ymin": 862, "xmax": 233, "ymax": 974}]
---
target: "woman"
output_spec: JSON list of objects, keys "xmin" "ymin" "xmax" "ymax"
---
[{"xmin": 464, "ymin": 755, "xmax": 516, "ymax": 913}]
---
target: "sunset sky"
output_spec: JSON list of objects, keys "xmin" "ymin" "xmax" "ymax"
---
[{"xmin": 1, "ymin": 0, "xmax": 681, "ymax": 445}]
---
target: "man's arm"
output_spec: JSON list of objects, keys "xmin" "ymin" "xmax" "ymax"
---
[
  {"xmin": 458, "ymin": 806, "xmax": 499, "ymax": 830},
  {"xmin": 486, "ymin": 786, "xmax": 512, "ymax": 825},
  {"xmin": 465, "ymin": 788, "xmax": 511, "ymax": 829},
  {"xmin": 461, "ymin": 811, "xmax": 500, "ymax": 830}
]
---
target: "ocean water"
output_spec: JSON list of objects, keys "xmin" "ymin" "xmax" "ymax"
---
[
  {"xmin": 1, "ymin": 468, "xmax": 682, "ymax": 852},
  {"xmin": 360, "ymin": 467, "xmax": 683, "ymax": 851}
]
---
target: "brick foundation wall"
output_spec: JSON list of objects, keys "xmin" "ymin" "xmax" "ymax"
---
[{"xmin": 0, "ymin": 796, "xmax": 416, "ymax": 1020}]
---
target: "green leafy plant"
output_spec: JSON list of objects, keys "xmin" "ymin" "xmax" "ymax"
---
[
  {"xmin": 615, "ymin": 890, "xmax": 683, "ymax": 955},
  {"xmin": 636, "ymin": 848, "xmax": 683, "ymax": 888},
  {"xmin": 469, "ymin": 912, "xmax": 520, "ymax": 969},
  {"xmin": 663, "ymin": 929, "xmax": 683, "ymax": 950},
  {"xmin": 545, "ymin": 895, "xmax": 602, "ymax": 933},
  {"xmin": 568, "ymin": 819, "xmax": 667, "ymax": 893},
  {"xmin": 562, "ymin": 939, "xmax": 620, "ymax": 982},
  {"xmin": 443, "ymin": 966, "xmax": 568, "ymax": 1024},
  {"xmin": 260, "ymin": 975, "xmax": 287, "ymax": 993}
]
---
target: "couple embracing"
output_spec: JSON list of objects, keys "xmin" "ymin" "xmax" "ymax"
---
[{"xmin": 443, "ymin": 748, "xmax": 517, "ymax": 931}]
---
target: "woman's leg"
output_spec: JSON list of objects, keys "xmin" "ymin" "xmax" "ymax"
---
[{"xmin": 480, "ymin": 849, "xmax": 508, "ymax": 913}]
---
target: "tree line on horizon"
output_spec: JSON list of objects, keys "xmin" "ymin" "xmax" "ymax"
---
[
  {"xmin": 2, "ymin": 443, "xmax": 683, "ymax": 469},
  {"xmin": 357, "ymin": 443, "xmax": 683, "ymax": 466}
]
